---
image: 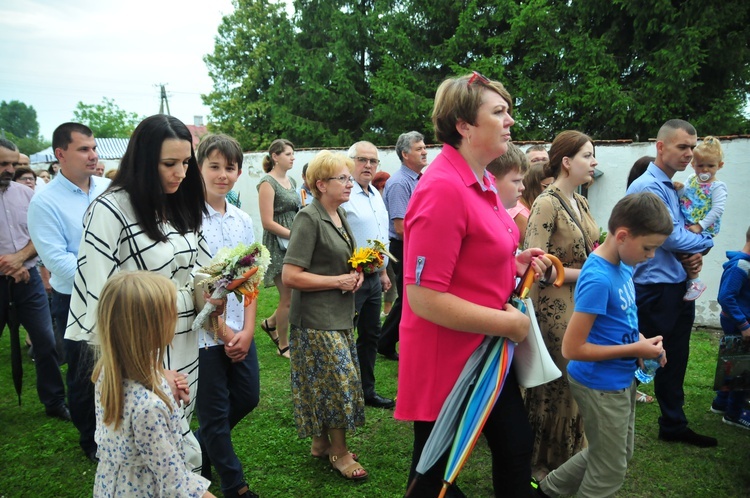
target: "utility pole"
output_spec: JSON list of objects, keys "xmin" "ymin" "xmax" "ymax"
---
[{"xmin": 158, "ymin": 84, "xmax": 171, "ymax": 115}]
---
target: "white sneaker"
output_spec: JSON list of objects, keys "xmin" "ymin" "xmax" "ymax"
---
[{"xmin": 683, "ymin": 281, "xmax": 707, "ymax": 301}]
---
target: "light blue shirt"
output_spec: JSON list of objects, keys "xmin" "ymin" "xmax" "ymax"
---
[
  {"xmin": 27, "ymin": 172, "xmax": 110, "ymax": 294},
  {"xmin": 198, "ymin": 202, "xmax": 255, "ymax": 348},
  {"xmin": 626, "ymin": 163, "xmax": 713, "ymax": 285},
  {"xmin": 342, "ymin": 180, "xmax": 390, "ymax": 268}
]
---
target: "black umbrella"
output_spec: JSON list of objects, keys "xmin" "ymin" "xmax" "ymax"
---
[{"xmin": 1, "ymin": 279, "xmax": 23, "ymax": 405}]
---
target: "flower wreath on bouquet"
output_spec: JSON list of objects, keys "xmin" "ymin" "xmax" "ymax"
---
[{"xmin": 192, "ymin": 242, "xmax": 270, "ymax": 339}]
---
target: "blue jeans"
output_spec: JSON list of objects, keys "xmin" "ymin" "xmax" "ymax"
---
[
  {"xmin": 196, "ymin": 341, "xmax": 259, "ymax": 495},
  {"xmin": 66, "ymin": 338, "xmax": 97, "ymax": 454},
  {"xmin": 0, "ymin": 268, "xmax": 65, "ymax": 410}
]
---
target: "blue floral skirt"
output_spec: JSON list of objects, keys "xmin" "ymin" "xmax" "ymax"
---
[{"xmin": 289, "ymin": 326, "xmax": 365, "ymax": 438}]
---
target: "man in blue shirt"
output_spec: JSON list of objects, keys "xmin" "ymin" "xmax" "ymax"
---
[
  {"xmin": 343, "ymin": 141, "xmax": 394, "ymax": 408},
  {"xmin": 28, "ymin": 123, "xmax": 110, "ymax": 462},
  {"xmin": 626, "ymin": 119, "xmax": 716, "ymax": 447},
  {"xmin": 378, "ymin": 131, "xmax": 427, "ymax": 361}
]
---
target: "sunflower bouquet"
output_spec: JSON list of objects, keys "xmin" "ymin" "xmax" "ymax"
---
[
  {"xmin": 348, "ymin": 239, "xmax": 398, "ymax": 274},
  {"xmin": 192, "ymin": 242, "xmax": 270, "ymax": 333}
]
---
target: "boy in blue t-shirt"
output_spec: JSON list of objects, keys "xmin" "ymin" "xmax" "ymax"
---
[{"xmin": 536, "ymin": 193, "xmax": 673, "ymax": 498}]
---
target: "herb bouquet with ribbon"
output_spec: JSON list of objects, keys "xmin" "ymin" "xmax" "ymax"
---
[{"xmin": 192, "ymin": 242, "xmax": 270, "ymax": 334}]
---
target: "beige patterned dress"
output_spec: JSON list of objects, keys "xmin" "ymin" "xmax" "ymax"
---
[{"xmin": 522, "ymin": 185, "xmax": 599, "ymax": 471}]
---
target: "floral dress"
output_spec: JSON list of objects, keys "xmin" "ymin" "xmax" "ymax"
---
[
  {"xmin": 522, "ymin": 185, "xmax": 599, "ymax": 470},
  {"xmin": 94, "ymin": 376, "xmax": 210, "ymax": 497},
  {"xmin": 678, "ymin": 174, "xmax": 728, "ymax": 236},
  {"xmin": 257, "ymin": 175, "xmax": 300, "ymax": 286}
]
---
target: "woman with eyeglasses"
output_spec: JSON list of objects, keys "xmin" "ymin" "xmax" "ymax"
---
[
  {"xmin": 282, "ymin": 151, "xmax": 367, "ymax": 481},
  {"xmin": 13, "ymin": 166, "xmax": 37, "ymax": 191},
  {"xmin": 257, "ymin": 138, "xmax": 299, "ymax": 358},
  {"xmin": 396, "ymin": 72, "xmax": 551, "ymax": 497}
]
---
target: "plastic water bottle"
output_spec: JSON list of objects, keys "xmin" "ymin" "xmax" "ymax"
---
[{"xmin": 635, "ymin": 357, "xmax": 661, "ymax": 384}]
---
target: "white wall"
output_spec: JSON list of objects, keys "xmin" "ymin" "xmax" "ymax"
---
[{"xmin": 115, "ymin": 139, "xmax": 750, "ymax": 329}]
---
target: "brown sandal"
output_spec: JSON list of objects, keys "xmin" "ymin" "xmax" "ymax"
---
[{"xmin": 329, "ymin": 452, "xmax": 368, "ymax": 481}]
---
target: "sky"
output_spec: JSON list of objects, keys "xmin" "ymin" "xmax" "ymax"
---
[{"xmin": 0, "ymin": 0, "xmax": 292, "ymax": 144}]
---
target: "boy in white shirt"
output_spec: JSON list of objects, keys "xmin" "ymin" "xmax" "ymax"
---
[{"xmin": 195, "ymin": 134, "xmax": 259, "ymax": 498}]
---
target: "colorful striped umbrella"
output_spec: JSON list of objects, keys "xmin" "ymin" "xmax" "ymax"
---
[
  {"xmin": 409, "ymin": 254, "xmax": 565, "ymax": 497},
  {"xmin": 438, "ymin": 336, "xmax": 514, "ymax": 497}
]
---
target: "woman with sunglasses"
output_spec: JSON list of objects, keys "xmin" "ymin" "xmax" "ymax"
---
[
  {"xmin": 396, "ymin": 72, "xmax": 550, "ymax": 497},
  {"xmin": 282, "ymin": 151, "xmax": 367, "ymax": 480}
]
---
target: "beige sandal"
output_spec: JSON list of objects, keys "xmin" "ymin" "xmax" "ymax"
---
[{"xmin": 329, "ymin": 452, "xmax": 368, "ymax": 481}]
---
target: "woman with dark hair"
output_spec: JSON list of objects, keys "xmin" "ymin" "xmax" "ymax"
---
[
  {"xmin": 13, "ymin": 166, "xmax": 37, "ymax": 191},
  {"xmin": 523, "ymin": 130, "xmax": 600, "ymax": 479},
  {"xmin": 396, "ymin": 72, "xmax": 550, "ymax": 497},
  {"xmin": 66, "ymin": 114, "xmax": 213, "ymax": 469},
  {"xmin": 627, "ymin": 156, "xmax": 654, "ymax": 189},
  {"xmin": 257, "ymin": 138, "xmax": 299, "ymax": 358}
]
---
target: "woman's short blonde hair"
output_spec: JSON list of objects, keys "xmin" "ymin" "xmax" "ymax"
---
[
  {"xmin": 432, "ymin": 73, "xmax": 513, "ymax": 148},
  {"xmin": 305, "ymin": 150, "xmax": 354, "ymax": 199}
]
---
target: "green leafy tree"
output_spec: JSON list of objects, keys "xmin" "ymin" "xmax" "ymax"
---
[
  {"xmin": 204, "ymin": 0, "xmax": 750, "ymax": 146},
  {"xmin": 0, "ymin": 100, "xmax": 40, "ymax": 139},
  {"xmin": 0, "ymin": 100, "xmax": 50, "ymax": 154},
  {"xmin": 73, "ymin": 98, "xmax": 142, "ymax": 138},
  {"xmin": 203, "ymin": 0, "xmax": 298, "ymax": 150}
]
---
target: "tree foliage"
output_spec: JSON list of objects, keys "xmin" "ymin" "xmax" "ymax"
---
[
  {"xmin": 73, "ymin": 98, "xmax": 142, "ymax": 138},
  {"xmin": 204, "ymin": 0, "xmax": 750, "ymax": 149},
  {"xmin": 0, "ymin": 100, "xmax": 50, "ymax": 154},
  {"xmin": 0, "ymin": 100, "xmax": 40, "ymax": 139}
]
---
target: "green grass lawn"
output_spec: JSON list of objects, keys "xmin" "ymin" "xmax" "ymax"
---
[{"xmin": 1, "ymin": 287, "xmax": 749, "ymax": 497}]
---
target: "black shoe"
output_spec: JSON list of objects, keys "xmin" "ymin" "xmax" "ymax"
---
[
  {"xmin": 45, "ymin": 404, "xmax": 71, "ymax": 421},
  {"xmin": 86, "ymin": 450, "xmax": 99, "ymax": 463},
  {"xmin": 231, "ymin": 484, "xmax": 259, "ymax": 498},
  {"xmin": 365, "ymin": 393, "xmax": 395, "ymax": 409},
  {"xmin": 658, "ymin": 428, "xmax": 717, "ymax": 447},
  {"xmin": 379, "ymin": 351, "xmax": 399, "ymax": 361}
]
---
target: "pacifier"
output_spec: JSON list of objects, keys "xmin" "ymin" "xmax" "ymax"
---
[{"xmin": 698, "ymin": 172, "xmax": 711, "ymax": 182}]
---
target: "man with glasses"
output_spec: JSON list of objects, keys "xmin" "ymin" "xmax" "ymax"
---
[
  {"xmin": 379, "ymin": 131, "xmax": 428, "ymax": 361},
  {"xmin": 342, "ymin": 141, "xmax": 395, "ymax": 409}
]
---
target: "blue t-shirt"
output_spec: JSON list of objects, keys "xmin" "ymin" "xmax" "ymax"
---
[{"xmin": 567, "ymin": 254, "xmax": 640, "ymax": 390}]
